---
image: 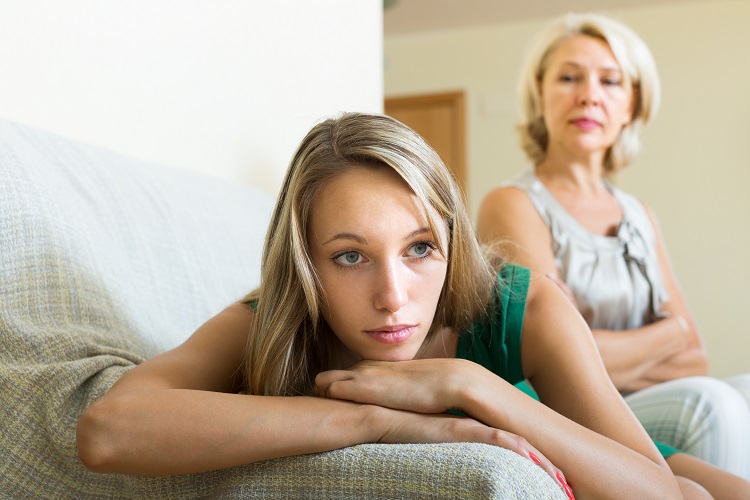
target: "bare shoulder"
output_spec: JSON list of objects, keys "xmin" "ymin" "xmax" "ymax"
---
[
  {"xmin": 521, "ymin": 271, "xmax": 598, "ymax": 377},
  {"xmin": 478, "ymin": 186, "xmax": 537, "ymax": 220},
  {"xmin": 478, "ymin": 186, "xmax": 545, "ymax": 238},
  {"xmin": 523, "ymin": 270, "xmax": 582, "ymax": 323},
  {"xmin": 107, "ymin": 302, "xmax": 255, "ymax": 395},
  {"xmin": 180, "ymin": 302, "xmax": 255, "ymax": 364},
  {"xmin": 478, "ymin": 188, "xmax": 554, "ymax": 272},
  {"xmin": 523, "ymin": 270, "xmax": 573, "ymax": 325}
]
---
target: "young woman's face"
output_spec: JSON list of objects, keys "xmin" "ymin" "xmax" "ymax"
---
[
  {"xmin": 539, "ymin": 34, "xmax": 634, "ymax": 158},
  {"xmin": 308, "ymin": 165, "xmax": 449, "ymax": 362}
]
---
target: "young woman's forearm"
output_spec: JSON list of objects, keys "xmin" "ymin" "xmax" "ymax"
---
[
  {"xmin": 457, "ymin": 369, "xmax": 680, "ymax": 499},
  {"xmin": 77, "ymin": 389, "xmax": 377, "ymax": 476},
  {"xmin": 77, "ymin": 386, "xmax": 519, "ymax": 477}
]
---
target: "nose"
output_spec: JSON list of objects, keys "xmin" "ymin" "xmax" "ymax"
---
[
  {"xmin": 373, "ymin": 262, "xmax": 408, "ymax": 313},
  {"xmin": 578, "ymin": 75, "xmax": 601, "ymax": 106}
]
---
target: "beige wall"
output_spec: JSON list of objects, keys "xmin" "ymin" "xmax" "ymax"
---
[
  {"xmin": 385, "ymin": 0, "xmax": 750, "ymax": 378},
  {"xmin": 0, "ymin": 0, "xmax": 383, "ymax": 195}
]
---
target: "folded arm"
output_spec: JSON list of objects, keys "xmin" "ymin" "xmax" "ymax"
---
[
  {"xmin": 608, "ymin": 203, "xmax": 709, "ymax": 392},
  {"xmin": 591, "ymin": 317, "xmax": 689, "ymax": 391},
  {"xmin": 622, "ymin": 347, "xmax": 709, "ymax": 393},
  {"xmin": 476, "ymin": 188, "xmax": 707, "ymax": 392},
  {"xmin": 76, "ymin": 304, "xmax": 529, "ymax": 476}
]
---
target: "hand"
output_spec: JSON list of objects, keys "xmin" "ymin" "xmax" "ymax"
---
[
  {"xmin": 664, "ymin": 315, "xmax": 691, "ymax": 351},
  {"xmin": 620, "ymin": 346, "xmax": 707, "ymax": 393},
  {"xmin": 642, "ymin": 348, "xmax": 707, "ymax": 382},
  {"xmin": 374, "ymin": 408, "xmax": 574, "ymax": 499},
  {"xmin": 315, "ymin": 358, "xmax": 475, "ymax": 414}
]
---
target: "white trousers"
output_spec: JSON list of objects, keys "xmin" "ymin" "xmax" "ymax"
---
[{"xmin": 625, "ymin": 374, "xmax": 750, "ymax": 480}]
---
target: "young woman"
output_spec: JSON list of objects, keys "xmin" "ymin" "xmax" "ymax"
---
[
  {"xmin": 477, "ymin": 13, "xmax": 750, "ymax": 498},
  {"xmin": 77, "ymin": 112, "xmax": 687, "ymax": 499}
]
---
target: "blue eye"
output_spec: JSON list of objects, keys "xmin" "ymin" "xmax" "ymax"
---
[
  {"xmin": 407, "ymin": 241, "xmax": 436, "ymax": 259},
  {"xmin": 331, "ymin": 250, "xmax": 364, "ymax": 267},
  {"xmin": 343, "ymin": 251, "xmax": 360, "ymax": 264}
]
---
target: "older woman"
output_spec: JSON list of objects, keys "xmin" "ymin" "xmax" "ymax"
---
[{"xmin": 478, "ymin": 12, "xmax": 750, "ymax": 497}]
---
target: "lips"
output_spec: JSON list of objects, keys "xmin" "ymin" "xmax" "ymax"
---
[
  {"xmin": 570, "ymin": 117, "xmax": 601, "ymax": 131},
  {"xmin": 364, "ymin": 324, "xmax": 416, "ymax": 345}
]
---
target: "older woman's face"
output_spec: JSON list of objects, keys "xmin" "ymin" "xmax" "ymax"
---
[
  {"xmin": 539, "ymin": 34, "xmax": 634, "ymax": 159},
  {"xmin": 308, "ymin": 165, "xmax": 449, "ymax": 363}
]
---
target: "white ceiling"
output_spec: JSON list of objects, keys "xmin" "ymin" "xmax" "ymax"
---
[{"xmin": 384, "ymin": 0, "xmax": 692, "ymax": 35}]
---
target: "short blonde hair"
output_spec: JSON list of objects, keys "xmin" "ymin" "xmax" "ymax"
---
[
  {"xmin": 244, "ymin": 112, "xmax": 496, "ymax": 396},
  {"xmin": 517, "ymin": 13, "xmax": 661, "ymax": 174}
]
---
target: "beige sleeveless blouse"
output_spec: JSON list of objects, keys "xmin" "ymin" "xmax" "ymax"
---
[{"xmin": 504, "ymin": 171, "xmax": 669, "ymax": 330}]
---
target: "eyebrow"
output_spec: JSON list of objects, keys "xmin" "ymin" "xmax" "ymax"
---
[
  {"xmin": 322, "ymin": 226, "xmax": 432, "ymax": 246},
  {"xmin": 558, "ymin": 61, "xmax": 622, "ymax": 73}
]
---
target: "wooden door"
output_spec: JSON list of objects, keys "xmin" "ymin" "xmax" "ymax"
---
[{"xmin": 384, "ymin": 91, "xmax": 467, "ymax": 198}]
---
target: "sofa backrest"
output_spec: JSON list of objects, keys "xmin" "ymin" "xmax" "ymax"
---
[
  {"xmin": 0, "ymin": 118, "xmax": 274, "ymax": 358},
  {"xmin": 0, "ymin": 118, "xmax": 274, "ymax": 496}
]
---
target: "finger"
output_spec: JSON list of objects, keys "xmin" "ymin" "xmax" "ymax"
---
[
  {"xmin": 556, "ymin": 470, "xmax": 575, "ymax": 500},
  {"xmin": 490, "ymin": 430, "xmax": 574, "ymax": 499},
  {"xmin": 326, "ymin": 378, "xmax": 371, "ymax": 402},
  {"xmin": 314, "ymin": 370, "xmax": 354, "ymax": 397},
  {"xmin": 317, "ymin": 373, "xmax": 381, "ymax": 404},
  {"xmin": 526, "ymin": 445, "xmax": 575, "ymax": 500}
]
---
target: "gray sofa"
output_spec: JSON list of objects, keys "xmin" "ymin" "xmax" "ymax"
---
[{"xmin": 0, "ymin": 118, "xmax": 562, "ymax": 499}]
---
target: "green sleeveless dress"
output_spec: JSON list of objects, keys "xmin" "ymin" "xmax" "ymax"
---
[{"xmin": 456, "ymin": 264, "xmax": 678, "ymax": 459}]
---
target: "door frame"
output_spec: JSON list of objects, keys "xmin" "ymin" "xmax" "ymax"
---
[{"xmin": 384, "ymin": 90, "xmax": 467, "ymax": 196}]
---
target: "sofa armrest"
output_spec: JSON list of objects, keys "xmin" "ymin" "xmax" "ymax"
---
[{"xmin": 119, "ymin": 443, "xmax": 564, "ymax": 499}]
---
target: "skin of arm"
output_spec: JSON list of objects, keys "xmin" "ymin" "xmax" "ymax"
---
[
  {"xmin": 76, "ymin": 303, "xmax": 535, "ymax": 476},
  {"xmin": 476, "ymin": 187, "xmax": 707, "ymax": 392},
  {"xmin": 591, "ymin": 203, "xmax": 708, "ymax": 392},
  {"xmin": 317, "ymin": 274, "xmax": 682, "ymax": 499}
]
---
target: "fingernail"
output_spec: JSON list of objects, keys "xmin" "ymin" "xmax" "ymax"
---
[
  {"xmin": 528, "ymin": 452, "xmax": 541, "ymax": 464},
  {"xmin": 555, "ymin": 470, "xmax": 574, "ymax": 499},
  {"xmin": 564, "ymin": 484, "xmax": 575, "ymax": 500}
]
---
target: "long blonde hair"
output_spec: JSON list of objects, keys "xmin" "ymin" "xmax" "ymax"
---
[
  {"xmin": 517, "ymin": 13, "xmax": 661, "ymax": 174},
  {"xmin": 243, "ymin": 112, "xmax": 496, "ymax": 396}
]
